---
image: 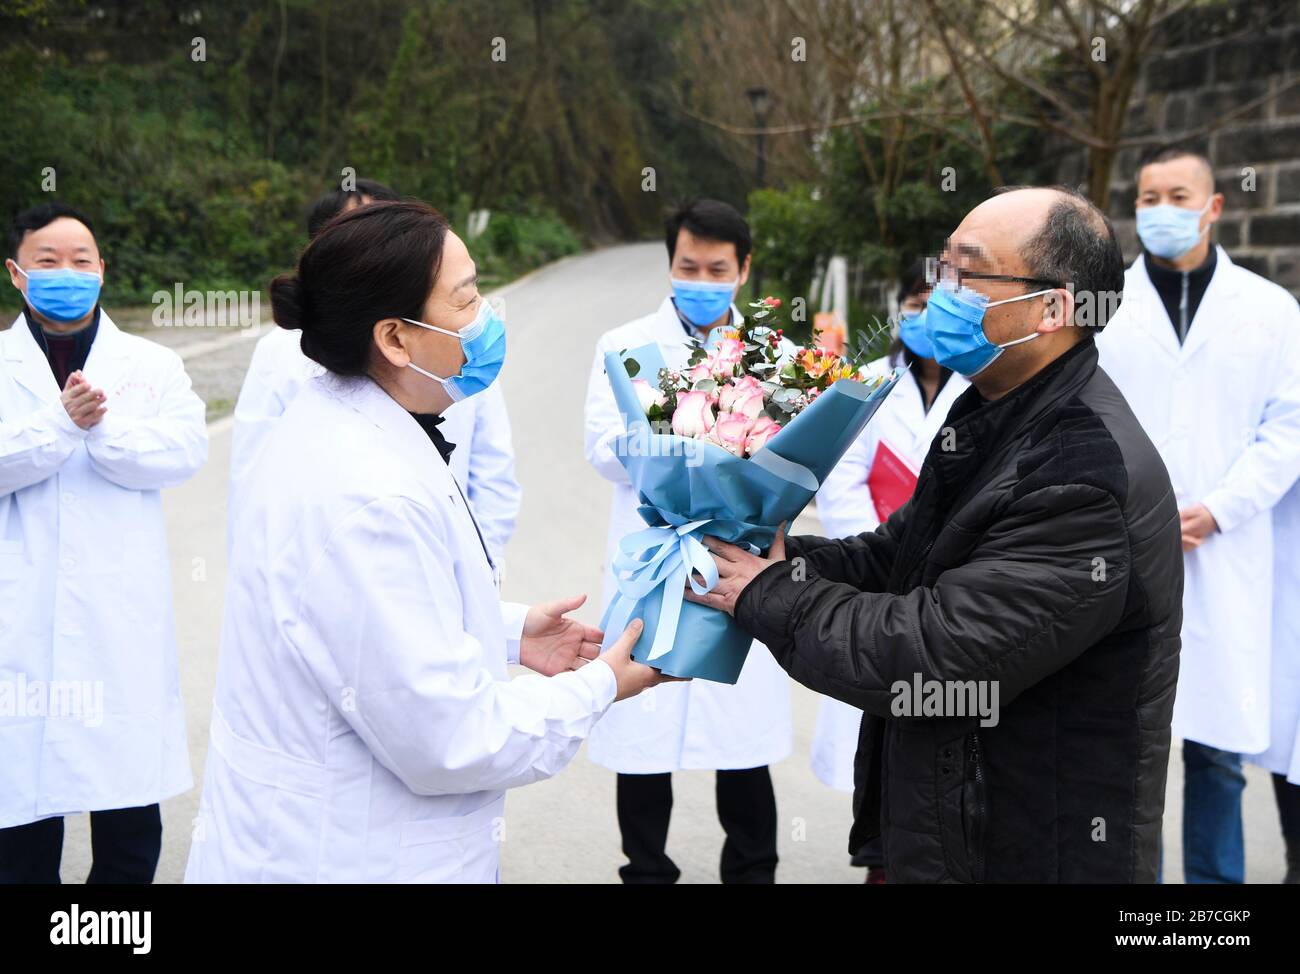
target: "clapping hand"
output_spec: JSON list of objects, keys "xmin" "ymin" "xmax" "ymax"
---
[{"xmin": 61, "ymin": 370, "xmax": 106, "ymax": 430}]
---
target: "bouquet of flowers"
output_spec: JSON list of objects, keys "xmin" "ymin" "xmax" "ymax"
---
[
  {"xmin": 599, "ymin": 297, "xmax": 903, "ymax": 684},
  {"xmin": 628, "ymin": 297, "xmax": 880, "ymax": 459}
]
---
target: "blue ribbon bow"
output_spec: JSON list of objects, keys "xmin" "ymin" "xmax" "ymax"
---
[{"xmin": 600, "ymin": 518, "xmax": 724, "ymax": 663}]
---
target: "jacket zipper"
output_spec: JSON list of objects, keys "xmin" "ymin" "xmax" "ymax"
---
[
  {"xmin": 966, "ymin": 731, "xmax": 986, "ymax": 881},
  {"xmin": 1178, "ymin": 271, "xmax": 1189, "ymax": 343}
]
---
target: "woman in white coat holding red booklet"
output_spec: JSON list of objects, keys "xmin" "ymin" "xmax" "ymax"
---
[
  {"xmin": 811, "ymin": 266, "xmax": 966, "ymax": 881},
  {"xmin": 185, "ymin": 201, "xmax": 665, "ymax": 884}
]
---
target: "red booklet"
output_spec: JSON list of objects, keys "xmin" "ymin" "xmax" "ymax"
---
[{"xmin": 867, "ymin": 439, "xmax": 920, "ymax": 522}]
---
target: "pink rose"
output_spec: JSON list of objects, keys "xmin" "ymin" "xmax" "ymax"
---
[
  {"xmin": 687, "ymin": 361, "xmax": 714, "ymax": 382},
  {"xmin": 731, "ymin": 386, "xmax": 766, "ymax": 419},
  {"xmin": 718, "ymin": 375, "xmax": 765, "ymax": 414},
  {"xmin": 690, "ymin": 337, "xmax": 746, "ymax": 381},
  {"xmin": 707, "ymin": 411, "xmax": 756, "ymax": 456},
  {"xmin": 711, "ymin": 337, "xmax": 745, "ymax": 372},
  {"xmin": 671, "ymin": 391, "xmax": 716, "ymax": 438},
  {"xmin": 632, "ymin": 378, "xmax": 666, "ymax": 414},
  {"xmin": 745, "ymin": 414, "xmax": 783, "ymax": 453}
]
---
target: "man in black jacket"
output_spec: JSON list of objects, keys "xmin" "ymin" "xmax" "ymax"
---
[{"xmin": 688, "ymin": 187, "xmax": 1183, "ymax": 883}]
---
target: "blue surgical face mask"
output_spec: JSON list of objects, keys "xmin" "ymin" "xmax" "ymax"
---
[
  {"xmin": 1135, "ymin": 199, "xmax": 1212, "ymax": 260},
  {"xmin": 922, "ymin": 281, "xmax": 1054, "ymax": 377},
  {"xmin": 671, "ymin": 277, "xmax": 737, "ymax": 327},
  {"xmin": 402, "ymin": 299, "xmax": 506, "ymax": 402},
  {"xmin": 898, "ymin": 309, "xmax": 934, "ymax": 359},
  {"xmin": 14, "ymin": 264, "xmax": 102, "ymax": 322}
]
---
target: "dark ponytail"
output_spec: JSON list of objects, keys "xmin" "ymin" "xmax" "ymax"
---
[
  {"xmin": 270, "ymin": 274, "xmax": 309, "ymax": 332},
  {"xmin": 269, "ymin": 200, "xmax": 451, "ymax": 376}
]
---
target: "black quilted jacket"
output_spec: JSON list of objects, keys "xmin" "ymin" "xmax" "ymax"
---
[{"xmin": 736, "ymin": 338, "xmax": 1182, "ymax": 883}]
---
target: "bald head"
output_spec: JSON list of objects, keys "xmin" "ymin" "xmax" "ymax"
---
[
  {"xmin": 960, "ymin": 187, "xmax": 1106, "ymax": 271},
  {"xmin": 947, "ymin": 185, "xmax": 1124, "ymax": 329}
]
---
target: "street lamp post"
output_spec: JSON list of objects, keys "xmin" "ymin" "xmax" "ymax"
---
[{"xmin": 746, "ymin": 86, "xmax": 772, "ymax": 299}]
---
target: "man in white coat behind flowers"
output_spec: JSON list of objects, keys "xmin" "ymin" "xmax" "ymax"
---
[
  {"xmin": 583, "ymin": 200, "xmax": 792, "ymax": 883},
  {"xmin": 1098, "ymin": 147, "xmax": 1300, "ymax": 883}
]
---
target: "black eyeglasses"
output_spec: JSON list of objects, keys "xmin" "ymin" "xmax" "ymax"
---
[{"xmin": 925, "ymin": 257, "xmax": 1062, "ymax": 291}]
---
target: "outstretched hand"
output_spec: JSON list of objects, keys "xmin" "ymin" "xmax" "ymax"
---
[{"xmin": 519, "ymin": 594, "xmax": 604, "ymax": 676}]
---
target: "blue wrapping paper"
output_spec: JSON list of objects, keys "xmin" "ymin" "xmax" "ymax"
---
[{"xmin": 598, "ymin": 343, "xmax": 903, "ymax": 683}]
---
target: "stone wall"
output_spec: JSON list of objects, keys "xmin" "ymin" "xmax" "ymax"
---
[{"xmin": 1060, "ymin": 0, "xmax": 1300, "ymax": 295}]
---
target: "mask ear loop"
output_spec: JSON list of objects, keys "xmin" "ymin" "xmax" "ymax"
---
[
  {"xmin": 985, "ymin": 287, "xmax": 1057, "ymax": 308},
  {"xmin": 400, "ymin": 316, "xmax": 466, "ymax": 394},
  {"xmin": 407, "ymin": 360, "xmax": 466, "ymax": 401},
  {"xmin": 997, "ymin": 331, "xmax": 1041, "ymax": 350},
  {"xmin": 986, "ymin": 287, "xmax": 1062, "ymax": 349},
  {"xmin": 11, "ymin": 263, "xmax": 50, "ymax": 357},
  {"xmin": 1189, "ymin": 196, "xmax": 1215, "ymax": 246},
  {"xmin": 401, "ymin": 316, "xmax": 460, "ymax": 338}
]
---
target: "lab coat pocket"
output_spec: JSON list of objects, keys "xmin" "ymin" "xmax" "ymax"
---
[
  {"xmin": 399, "ymin": 796, "xmax": 504, "ymax": 848},
  {"xmin": 0, "ymin": 539, "xmax": 27, "ymax": 640},
  {"xmin": 0, "ymin": 538, "xmax": 24, "ymax": 576},
  {"xmin": 398, "ymin": 796, "xmax": 504, "ymax": 883}
]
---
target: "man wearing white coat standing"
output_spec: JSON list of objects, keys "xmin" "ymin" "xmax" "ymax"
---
[
  {"xmin": 0, "ymin": 202, "xmax": 208, "ymax": 882},
  {"xmin": 584, "ymin": 200, "xmax": 792, "ymax": 883},
  {"xmin": 1098, "ymin": 147, "xmax": 1300, "ymax": 883},
  {"xmin": 230, "ymin": 180, "xmax": 520, "ymax": 555}
]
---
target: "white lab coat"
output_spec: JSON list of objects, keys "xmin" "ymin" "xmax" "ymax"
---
[
  {"xmin": 186, "ymin": 374, "xmax": 618, "ymax": 883},
  {"xmin": 808, "ymin": 356, "xmax": 968, "ymax": 790},
  {"xmin": 230, "ymin": 326, "xmax": 521, "ymax": 558},
  {"xmin": 0, "ymin": 312, "xmax": 207, "ymax": 828},
  {"xmin": 1097, "ymin": 248, "xmax": 1300, "ymax": 755},
  {"xmin": 1249, "ymin": 478, "xmax": 1300, "ymax": 783},
  {"xmin": 582, "ymin": 296, "xmax": 793, "ymax": 774}
]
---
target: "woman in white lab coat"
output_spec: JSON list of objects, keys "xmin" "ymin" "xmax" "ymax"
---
[
  {"xmin": 810, "ymin": 266, "xmax": 967, "ymax": 880},
  {"xmin": 185, "ymin": 200, "xmax": 664, "ymax": 884},
  {"xmin": 230, "ymin": 326, "xmax": 520, "ymax": 559},
  {"xmin": 229, "ymin": 179, "xmax": 521, "ymax": 559}
]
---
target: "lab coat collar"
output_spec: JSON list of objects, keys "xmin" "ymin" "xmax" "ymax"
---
[
  {"xmin": 655, "ymin": 294, "xmax": 743, "ymax": 343},
  {"xmin": 1177, "ymin": 245, "xmax": 1241, "ymax": 362},
  {"xmin": 316, "ymin": 373, "xmax": 451, "ymax": 475},
  {"xmin": 82, "ymin": 311, "xmax": 135, "ymax": 389},
  {"xmin": 1124, "ymin": 245, "xmax": 1240, "ymax": 364},
  {"xmin": 5, "ymin": 309, "xmax": 129, "ymax": 403}
]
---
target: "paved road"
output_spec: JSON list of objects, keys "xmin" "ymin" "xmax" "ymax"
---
[{"xmin": 54, "ymin": 243, "xmax": 1289, "ymax": 883}]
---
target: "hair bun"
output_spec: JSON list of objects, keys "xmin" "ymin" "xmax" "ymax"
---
[{"xmin": 270, "ymin": 273, "xmax": 308, "ymax": 331}]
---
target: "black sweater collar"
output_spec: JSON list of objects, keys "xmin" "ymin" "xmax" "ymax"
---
[
  {"xmin": 1143, "ymin": 246, "xmax": 1216, "ymax": 287},
  {"xmin": 408, "ymin": 412, "xmax": 457, "ymax": 464},
  {"xmin": 24, "ymin": 302, "xmax": 101, "ymax": 370}
]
